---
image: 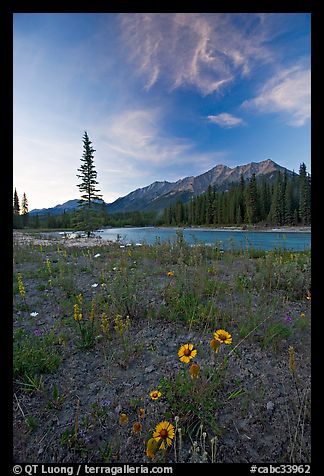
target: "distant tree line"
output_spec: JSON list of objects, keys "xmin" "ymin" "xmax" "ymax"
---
[
  {"xmin": 13, "ymin": 162, "xmax": 311, "ymax": 231},
  {"xmin": 21, "ymin": 207, "xmax": 161, "ymax": 230},
  {"xmin": 162, "ymin": 163, "xmax": 311, "ymax": 227}
]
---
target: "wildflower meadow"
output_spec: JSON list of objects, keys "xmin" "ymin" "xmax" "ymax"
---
[{"xmin": 13, "ymin": 230, "xmax": 311, "ymax": 463}]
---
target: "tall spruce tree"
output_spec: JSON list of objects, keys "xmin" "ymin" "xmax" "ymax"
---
[
  {"xmin": 246, "ymin": 173, "xmax": 259, "ymax": 224},
  {"xmin": 75, "ymin": 131, "xmax": 103, "ymax": 237},
  {"xmin": 77, "ymin": 131, "xmax": 102, "ymax": 207},
  {"xmin": 21, "ymin": 192, "xmax": 29, "ymax": 227},
  {"xmin": 239, "ymin": 174, "xmax": 245, "ymax": 223},
  {"xmin": 298, "ymin": 163, "xmax": 311, "ymax": 225},
  {"xmin": 13, "ymin": 188, "xmax": 22, "ymax": 228},
  {"xmin": 13, "ymin": 188, "xmax": 20, "ymax": 215}
]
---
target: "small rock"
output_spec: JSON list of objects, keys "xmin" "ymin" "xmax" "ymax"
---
[
  {"xmin": 145, "ymin": 366, "xmax": 154, "ymax": 373},
  {"xmin": 266, "ymin": 401, "xmax": 275, "ymax": 412}
]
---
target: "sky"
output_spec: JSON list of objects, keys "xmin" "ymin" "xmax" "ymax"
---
[{"xmin": 13, "ymin": 13, "xmax": 311, "ymax": 210}]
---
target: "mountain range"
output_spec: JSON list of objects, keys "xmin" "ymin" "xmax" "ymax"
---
[{"xmin": 29, "ymin": 159, "xmax": 293, "ymax": 216}]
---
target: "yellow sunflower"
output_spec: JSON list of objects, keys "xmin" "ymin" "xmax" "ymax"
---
[
  {"xmin": 150, "ymin": 390, "xmax": 162, "ymax": 401},
  {"xmin": 213, "ymin": 329, "xmax": 232, "ymax": 345},
  {"xmin": 178, "ymin": 343, "xmax": 197, "ymax": 363},
  {"xmin": 153, "ymin": 421, "xmax": 175, "ymax": 449}
]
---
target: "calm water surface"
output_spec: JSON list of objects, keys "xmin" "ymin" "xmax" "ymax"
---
[{"xmin": 91, "ymin": 227, "xmax": 311, "ymax": 251}]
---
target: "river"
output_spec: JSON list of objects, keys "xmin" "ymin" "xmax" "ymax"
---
[{"xmin": 89, "ymin": 227, "xmax": 311, "ymax": 251}]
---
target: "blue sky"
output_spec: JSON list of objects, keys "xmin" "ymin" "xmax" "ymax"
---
[{"xmin": 13, "ymin": 13, "xmax": 311, "ymax": 210}]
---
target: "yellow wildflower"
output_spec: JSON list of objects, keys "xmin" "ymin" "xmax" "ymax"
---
[
  {"xmin": 189, "ymin": 362, "xmax": 200, "ymax": 379},
  {"xmin": 214, "ymin": 329, "xmax": 232, "ymax": 345},
  {"xmin": 114, "ymin": 314, "xmax": 131, "ymax": 336},
  {"xmin": 17, "ymin": 273, "xmax": 25, "ymax": 298},
  {"xmin": 73, "ymin": 303, "xmax": 82, "ymax": 321},
  {"xmin": 167, "ymin": 271, "xmax": 174, "ymax": 277},
  {"xmin": 153, "ymin": 421, "xmax": 175, "ymax": 449},
  {"xmin": 178, "ymin": 343, "xmax": 197, "ymax": 364},
  {"xmin": 150, "ymin": 390, "xmax": 162, "ymax": 401},
  {"xmin": 119, "ymin": 413, "xmax": 129, "ymax": 425},
  {"xmin": 210, "ymin": 339, "xmax": 220, "ymax": 353},
  {"xmin": 101, "ymin": 313, "xmax": 109, "ymax": 334},
  {"xmin": 146, "ymin": 438, "xmax": 159, "ymax": 459},
  {"xmin": 132, "ymin": 421, "xmax": 142, "ymax": 433}
]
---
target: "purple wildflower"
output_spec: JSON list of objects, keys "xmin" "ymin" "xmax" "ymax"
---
[
  {"xmin": 285, "ymin": 314, "xmax": 293, "ymax": 324},
  {"xmin": 33, "ymin": 329, "xmax": 42, "ymax": 336}
]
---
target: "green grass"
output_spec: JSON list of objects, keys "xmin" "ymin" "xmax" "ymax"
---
[
  {"xmin": 160, "ymin": 364, "xmax": 227, "ymax": 436},
  {"xmin": 13, "ymin": 329, "xmax": 62, "ymax": 389},
  {"xmin": 260, "ymin": 321, "xmax": 292, "ymax": 350}
]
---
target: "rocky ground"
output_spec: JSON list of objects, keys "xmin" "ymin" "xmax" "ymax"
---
[{"xmin": 12, "ymin": 231, "xmax": 311, "ymax": 464}]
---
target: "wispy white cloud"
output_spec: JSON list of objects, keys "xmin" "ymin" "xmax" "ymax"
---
[
  {"xmin": 208, "ymin": 113, "xmax": 244, "ymax": 128},
  {"xmin": 91, "ymin": 107, "xmax": 229, "ymax": 199},
  {"xmin": 242, "ymin": 64, "xmax": 310, "ymax": 126},
  {"xmin": 95, "ymin": 108, "xmax": 225, "ymax": 167},
  {"xmin": 120, "ymin": 13, "xmax": 274, "ymax": 95},
  {"xmin": 96, "ymin": 108, "xmax": 191, "ymax": 164}
]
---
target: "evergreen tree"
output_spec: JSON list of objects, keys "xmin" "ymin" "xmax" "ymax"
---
[
  {"xmin": 13, "ymin": 188, "xmax": 20, "ymax": 215},
  {"xmin": 188, "ymin": 197, "xmax": 194, "ymax": 225},
  {"xmin": 284, "ymin": 178, "xmax": 294, "ymax": 225},
  {"xmin": 269, "ymin": 172, "xmax": 284, "ymax": 225},
  {"xmin": 246, "ymin": 174, "xmax": 259, "ymax": 224},
  {"xmin": 21, "ymin": 192, "xmax": 28, "ymax": 214},
  {"xmin": 236, "ymin": 204, "xmax": 242, "ymax": 224},
  {"xmin": 306, "ymin": 173, "xmax": 311, "ymax": 225},
  {"xmin": 259, "ymin": 179, "xmax": 271, "ymax": 222},
  {"xmin": 299, "ymin": 163, "xmax": 311, "ymax": 225},
  {"xmin": 205, "ymin": 185, "xmax": 214, "ymax": 224},
  {"xmin": 21, "ymin": 193, "xmax": 29, "ymax": 227},
  {"xmin": 239, "ymin": 174, "xmax": 245, "ymax": 223},
  {"xmin": 175, "ymin": 201, "xmax": 184, "ymax": 224},
  {"xmin": 75, "ymin": 131, "xmax": 103, "ymax": 237}
]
